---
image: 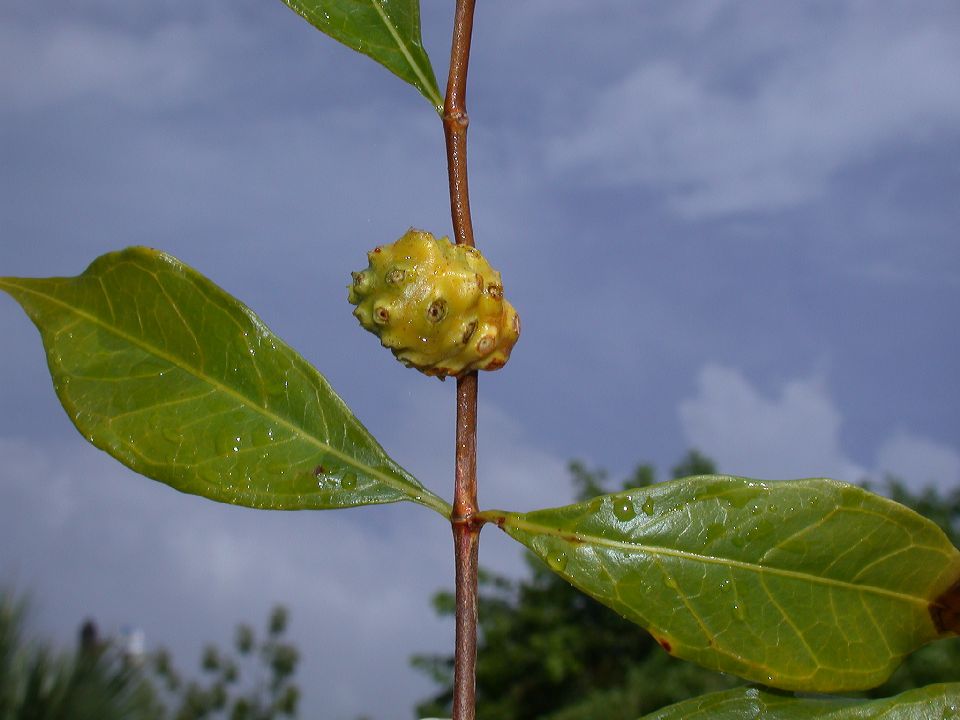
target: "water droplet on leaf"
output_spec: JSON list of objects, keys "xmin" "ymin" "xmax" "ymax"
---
[
  {"xmin": 265, "ymin": 377, "xmax": 288, "ymax": 400},
  {"xmin": 216, "ymin": 432, "xmax": 242, "ymax": 455},
  {"xmin": 342, "ymin": 471, "xmax": 358, "ymax": 490},
  {"xmin": 547, "ymin": 550, "xmax": 568, "ymax": 572},
  {"xmin": 612, "ymin": 497, "xmax": 636, "ymax": 522},
  {"xmin": 641, "ymin": 497, "xmax": 655, "ymax": 516},
  {"xmin": 704, "ymin": 523, "xmax": 725, "ymax": 542},
  {"xmin": 200, "ymin": 468, "xmax": 221, "ymax": 486},
  {"xmin": 252, "ymin": 426, "xmax": 275, "ymax": 445},
  {"xmin": 725, "ymin": 486, "xmax": 764, "ymax": 509},
  {"xmin": 746, "ymin": 519, "xmax": 774, "ymax": 542}
]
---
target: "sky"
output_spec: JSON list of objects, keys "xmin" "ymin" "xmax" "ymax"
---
[{"xmin": 1, "ymin": 1, "xmax": 959, "ymax": 717}]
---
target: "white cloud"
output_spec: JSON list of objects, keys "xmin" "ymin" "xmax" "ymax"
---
[
  {"xmin": 678, "ymin": 365, "xmax": 866, "ymax": 481},
  {"xmin": 0, "ymin": 14, "xmax": 247, "ymax": 113},
  {"xmin": 876, "ymin": 431, "xmax": 960, "ymax": 489},
  {"xmin": 678, "ymin": 364, "xmax": 960, "ymax": 492},
  {"xmin": 547, "ymin": 6, "xmax": 960, "ymax": 216}
]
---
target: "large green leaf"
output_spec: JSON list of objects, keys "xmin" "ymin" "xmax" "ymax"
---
[
  {"xmin": 482, "ymin": 476, "xmax": 960, "ymax": 692},
  {"xmin": 640, "ymin": 683, "xmax": 960, "ymax": 719},
  {"xmin": 278, "ymin": 0, "xmax": 443, "ymax": 112},
  {"xmin": 0, "ymin": 247, "xmax": 449, "ymax": 515}
]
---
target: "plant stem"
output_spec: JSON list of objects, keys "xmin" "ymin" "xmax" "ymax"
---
[
  {"xmin": 452, "ymin": 375, "xmax": 480, "ymax": 720},
  {"xmin": 444, "ymin": 1, "xmax": 481, "ymax": 719},
  {"xmin": 444, "ymin": 0, "xmax": 476, "ymax": 250}
]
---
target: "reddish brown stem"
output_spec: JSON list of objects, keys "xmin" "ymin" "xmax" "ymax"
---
[
  {"xmin": 444, "ymin": 0, "xmax": 476, "ymax": 251},
  {"xmin": 452, "ymin": 373, "xmax": 479, "ymax": 720},
  {"xmin": 444, "ymin": 1, "xmax": 481, "ymax": 719}
]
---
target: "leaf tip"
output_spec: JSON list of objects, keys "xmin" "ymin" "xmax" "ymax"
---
[{"xmin": 931, "ymin": 577, "xmax": 960, "ymax": 635}]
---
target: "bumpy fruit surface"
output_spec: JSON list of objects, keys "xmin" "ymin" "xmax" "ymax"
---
[{"xmin": 348, "ymin": 229, "xmax": 520, "ymax": 378}]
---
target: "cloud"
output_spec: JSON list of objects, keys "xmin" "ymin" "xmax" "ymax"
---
[
  {"xmin": 678, "ymin": 365, "xmax": 866, "ymax": 481},
  {"xmin": 876, "ymin": 431, "xmax": 960, "ymax": 490},
  {"xmin": 0, "ymin": 13, "xmax": 248, "ymax": 113},
  {"xmin": 546, "ymin": 5, "xmax": 960, "ymax": 216},
  {"xmin": 679, "ymin": 364, "xmax": 960, "ymax": 492}
]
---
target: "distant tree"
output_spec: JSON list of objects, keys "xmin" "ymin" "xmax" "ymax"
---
[
  {"xmin": 412, "ymin": 453, "xmax": 960, "ymax": 719},
  {"xmin": 0, "ymin": 591, "xmax": 163, "ymax": 720},
  {"xmin": 152, "ymin": 605, "xmax": 300, "ymax": 720},
  {"xmin": 0, "ymin": 593, "xmax": 300, "ymax": 720}
]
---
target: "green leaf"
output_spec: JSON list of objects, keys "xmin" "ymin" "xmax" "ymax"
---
[
  {"xmin": 482, "ymin": 476, "xmax": 960, "ymax": 692},
  {"xmin": 0, "ymin": 247, "xmax": 450, "ymax": 515},
  {"xmin": 278, "ymin": 0, "xmax": 443, "ymax": 112},
  {"xmin": 639, "ymin": 683, "xmax": 960, "ymax": 719}
]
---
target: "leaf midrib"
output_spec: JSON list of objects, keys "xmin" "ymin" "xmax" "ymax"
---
[
  {"xmin": 366, "ymin": 0, "xmax": 442, "ymax": 111},
  {"xmin": 492, "ymin": 512, "xmax": 934, "ymax": 607},
  {"xmin": 1, "ymin": 276, "xmax": 449, "ymax": 514}
]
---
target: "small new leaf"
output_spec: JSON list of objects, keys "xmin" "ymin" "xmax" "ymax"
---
[
  {"xmin": 640, "ymin": 683, "xmax": 960, "ymax": 719},
  {"xmin": 278, "ymin": 0, "xmax": 443, "ymax": 112},
  {"xmin": 483, "ymin": 476, "xmax": 960, "ymax": 693},
  {"xmin": 0, "ymin": 247, "xmax": 449, "ymax": 515}
]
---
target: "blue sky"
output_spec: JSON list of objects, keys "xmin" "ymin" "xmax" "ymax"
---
[{"xmin": 1, "ymin": 1, "xmax": 959, "ymax": 717}]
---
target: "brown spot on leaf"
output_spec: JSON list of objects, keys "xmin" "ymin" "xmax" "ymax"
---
[
  {"xmin": 313, "ymin": 465, "xmax": 328, "ymax": 476},
  {"xmin": 931, "ymin": 578, "xmax": 960, "ymax": 635},
  {"xmin": 656, "ymin": 637, "xmax": 672, "ymax": 653}
]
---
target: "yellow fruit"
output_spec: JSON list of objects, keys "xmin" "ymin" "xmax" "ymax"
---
[{"xmin": 348, "ymin": 229, "xmax": 520, "ymax": 378}]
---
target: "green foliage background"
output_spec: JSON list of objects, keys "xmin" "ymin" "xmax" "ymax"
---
[
  {"xmin": 0, "ymin": 593, "xmax": 163, "ymax": 720},
  {"xmin": 0, "ymin": 596, "xmax": 298, "ymax": 720}
]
